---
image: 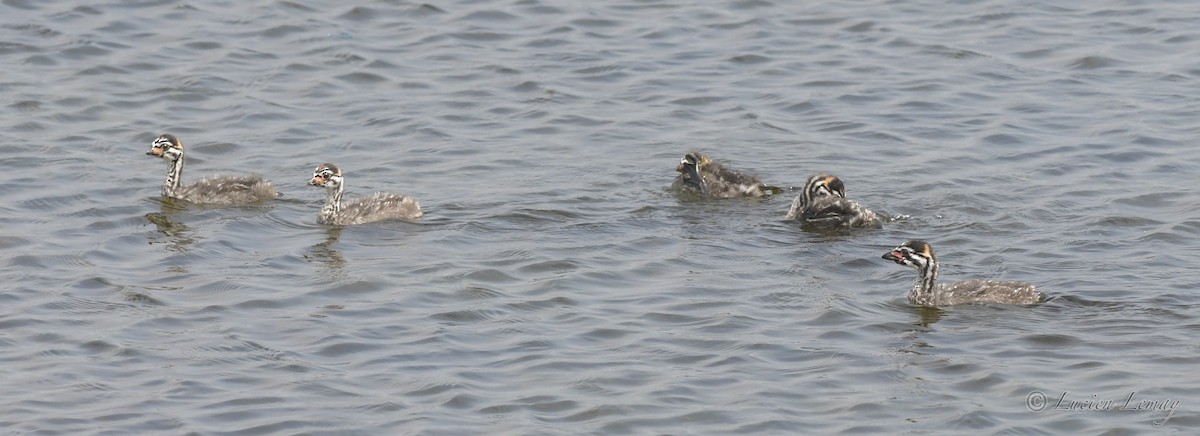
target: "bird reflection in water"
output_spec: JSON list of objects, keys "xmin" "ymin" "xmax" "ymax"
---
[
  {"xmin": 304, "ymin": 226, "xmax": 346, "ymax": 272},
  {"xmin": 144, "ymin": 200, "xmax": 194, "ymax": 253},
  {"xmin": 913, "ymin": 305, "xmax": 943, "ymax": 328}
]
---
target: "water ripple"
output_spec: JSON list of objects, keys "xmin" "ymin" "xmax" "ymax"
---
[{"xmin": 0, "ymin": 0, "xmax": 1198, "ymax": 433}]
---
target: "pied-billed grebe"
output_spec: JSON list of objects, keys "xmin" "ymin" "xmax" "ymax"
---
[
  {"xmin": 882, "ymin": 240, "xmax": 1043, "ymax": 306},
  {"xmin": 145, "ymin": 134, "xmax": 280, "ymax": 205},
  {"xmin": 785, "ymin": 174, "xmax": 881, "ymax": 228},
  {"xmin": 308, "ymin": 163, "xmax": 422, "ymax": 225},
  {"xmin": 673, "ymin": 152, "xmax": 783, "ymax": 198}
]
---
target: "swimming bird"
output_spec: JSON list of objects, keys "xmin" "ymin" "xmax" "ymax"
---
[
  {"xmin": 673, "ymin": 152, "xmax": 783, "ymax": 198},
  {"xmin": 784, "ymin": 174, "xmax": 881, "ymax": 228},
  {"xmin": 145, "ymin": 133, "xmax": 280, "ymax": 205},
  {"xmin": 882, "ymin": 240, "xmax": 1043, "ymax": 306},
  {"xmin": 308, "ymin": 163, "xmax": 422, "ymax": 225}
]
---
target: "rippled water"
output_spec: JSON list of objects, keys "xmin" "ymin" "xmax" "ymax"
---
[{"xmin": 2, "ymin": 0, "xmax": 1199, "ymax": 433}]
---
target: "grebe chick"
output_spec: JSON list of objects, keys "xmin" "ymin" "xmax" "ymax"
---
[
  {"xmin": 308, "ymin": 163, "xmax": 422, "ymax": 225},
  {"xmin": 673, "ymin": 152, "xmax": 783, "ymax": 198},
  {"xmin": 784, "ymin": 174, "xmax": 881, "ymax": 228},
  {"xmin": 145, "ymin": 134, "xmax": 280, "ymax": 205},
  {"xmin": 882, "ymin": 240, "xmax": 1043, "ymax": 307}
]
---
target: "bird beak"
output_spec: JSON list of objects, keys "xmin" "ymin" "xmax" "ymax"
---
[
  {"xmin": 309, "ymin": 176, "xmax": 325, "ymax": 186},
  {"xmin": 146, "ymin": 148, "xmax": 162, "ymax": 157},
  {"xmin": 882, "ymin": 250, "xmax": 905, "ymax": 264},
  {"xmin": 679, "ymin": 162, "xmax": 709, "ymax": 195}
]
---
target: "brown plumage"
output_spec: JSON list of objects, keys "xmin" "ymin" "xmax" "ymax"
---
[{"xmin": 673, "ymin": 152, "xmax": 783, "ymax": 198}]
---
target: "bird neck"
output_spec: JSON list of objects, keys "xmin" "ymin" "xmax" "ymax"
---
[
  {"xmin": 800, "ymin": 187, "xmax": 814, "ymax": 208},
  {"xmin": 162, "ymin": 153, "xmax": 184, "ymax": 197},
  {"xmin": 908, "ymin": 258, "xmax": 939, "ymax": 306},
  {"xmin": 320, "ymin": 181, "xmax": 344, "ymax": 221}
]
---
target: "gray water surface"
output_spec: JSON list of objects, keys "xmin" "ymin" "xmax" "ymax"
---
[{"xmin": 2, "ymin": 0, "xmax": 1199, "ymax": 434}]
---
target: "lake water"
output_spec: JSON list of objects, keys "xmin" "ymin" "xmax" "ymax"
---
[{"xmin": 2, "ymin": 0, "xmax": 1198, "ymax": 433}]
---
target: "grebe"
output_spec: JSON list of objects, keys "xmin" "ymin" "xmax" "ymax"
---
[
  {"xmin": 784, "ymin": 174, "xmax": 881, "ymax": 228},
  {"xmin": 882, "ymin": 240, "xmax": 1043, "ymax": 306},
  {"xmin": 145, "ymin": 134, "xmax": 280, "ymax": 205},
  {"xmin": 673, "ymin": 152, "xmax": 783, "ymax": 198},
  {"xmin": 308, "ymin": 163, "xmax": 422, "ymax": 225}
]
